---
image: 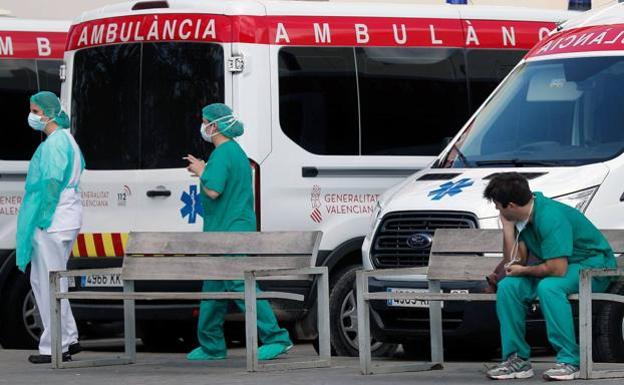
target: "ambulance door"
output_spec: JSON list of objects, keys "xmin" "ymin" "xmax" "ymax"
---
[
  {"xmin": 70, "ymin": 45, "xmax": 140, "ymax": 252},
  {"xmin": 262, "ymin": 30, "xmax": 467, "ymax": 249},
  {"xmin": 133, "ymin": 39, "xmax": 233, "ymax": 231}
]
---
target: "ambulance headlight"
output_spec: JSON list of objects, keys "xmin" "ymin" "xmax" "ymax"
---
[
  {"xmin": 369, "ymin": 201, "xmax": 383, "ymax": 234},
  {"xmin": 553, "ymin": 186, "xmax": 598, "ymax": 213}
]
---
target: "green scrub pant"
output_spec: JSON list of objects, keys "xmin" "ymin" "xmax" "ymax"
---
[
  {"xmin": 197, "ymin": 280, "xmax": 292, "ymax": 357},
  {"xmin": 497, "ymin": 263, "xmax": 611, "ymax": 366}
]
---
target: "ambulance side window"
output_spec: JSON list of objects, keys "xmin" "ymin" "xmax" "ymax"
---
[
  {"xmin": 466, "ymin": 49, "xmax": 526, "ymax": 112},
  {"xmin": 72, "ymin": 44, "xmax": 141, "ymax": 170},
  {"xmin": 278, "ymin": 47, "xmax": 359, "ymax": 155},
  {"xmin": 36, "ymin": 60, "xmax": 62, "ymax": 92},
  {"xmin": 357, "ymin": 47, "xmax": 469, "ymax": 155},
  {"xmin": 0, "ymin": 59, "xmax": 40, "ymax": 160},
  {"xmin": 140, "ymin": 43, "xmax": 222, "ymax": 169}
]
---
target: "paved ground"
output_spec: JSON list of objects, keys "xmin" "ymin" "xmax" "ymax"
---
[{"xmin": 1, "ymin": 343, "xmax": 622, "ymax": 385}]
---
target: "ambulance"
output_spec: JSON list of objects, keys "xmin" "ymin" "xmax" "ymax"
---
[
  {"xmin": 0, "ymin": 17, "xmax": 69, "ymax": 348},
  {"xmin": 0, "ymin": 0, "xmax": 572, "ymax": 354},
  {"xmin": 362, "ymin": 2, "xmax": 624, "ymax": 361}
]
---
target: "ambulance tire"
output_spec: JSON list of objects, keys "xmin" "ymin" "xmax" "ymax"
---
[
  {"xmin": 329, "ymin": 265, "xmax": 398, "ymax": 357},
  {"xmin": 139, "ymin": 321, "xmax": 191, "ymax": 352},
  {"xmin": 0, "ymin": 272, "xmax": 40, "ymax": 349},
  {"xmin": 594, "ymin": 281, "xmax": 624, "ymax": 363}
]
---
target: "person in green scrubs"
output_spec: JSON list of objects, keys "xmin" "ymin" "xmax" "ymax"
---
[
  {"xmin": 483, "ymin": 172, "xmax": 616, "ymax": 381},
  {"xmin": 184, "ymin": 103, "xmax": 292, "ymax": 361}
]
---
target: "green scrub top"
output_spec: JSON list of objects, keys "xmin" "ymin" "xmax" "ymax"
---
[
  {"xmin": 199, "ymin": 140, "xmax": 256, "ymax": 232},
  {"xmin": 520, "ymin": 192, "xmax": 616, "ymax": 269}
]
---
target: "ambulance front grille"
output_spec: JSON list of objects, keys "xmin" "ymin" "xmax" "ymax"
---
[{"xmin": 370, "ymin": 211, "xmax": 478, "ymax": 268}]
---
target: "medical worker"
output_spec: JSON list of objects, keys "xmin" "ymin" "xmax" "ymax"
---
[
  {"xmin": 184, "ymin": 103, "xmax": 292, "ymax": 361},
  {"xmin": 483, "ymin": 173, "xmax": 616, "ymax": 381},
  {"xmin": 17, "ymin": 91, "xmax": 84, "ymax": 364}
]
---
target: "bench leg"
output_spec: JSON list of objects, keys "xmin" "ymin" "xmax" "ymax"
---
[
  {"xmin": 317, "ymin": 268, "xmax": 331, "ymax": 363},
  {"xmin": 429, "ymin": 280, "xmax": 444, "ymax": 366},
  {"xmin": 123, "ymin": 280, "xmax": 136, "ymax": 363},
  {"xmin": 356, "ymin": 270, "xmax": 372, "ymax": 375},
  {"xmin": 244, "ymin": 272, "xmax": 259, "ymax": 372},
  {"xmin": 579, "ymin": 270, "xmax": 593, "ymax": 379},
  {"xmin": 49, "ymin": 272, "xmax": 63, "ymax": 368}
]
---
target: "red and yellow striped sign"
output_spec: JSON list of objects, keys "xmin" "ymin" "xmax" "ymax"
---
[{"xmin": 71, "ymin": 233, "xmax": 129, "ymax": 258}]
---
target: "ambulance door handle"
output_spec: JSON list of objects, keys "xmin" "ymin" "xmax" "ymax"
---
[
  {"xmin": 0, "ymin": 173, "xmax": 27, "ymax": 181},
  {"xmin": 146, "ymin": 189, "xmax": 171, "ymax": 198}
]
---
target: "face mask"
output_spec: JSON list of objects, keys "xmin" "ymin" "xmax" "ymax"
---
[
  {"xmin": 200, "ymin": 115, "xmax": 238, "ymax": 142},
  {"xmin": 28, "ymin": 113, "xmax": 47, "ymax": 131},
  {"xmin": 200, "ymin": 123, "xmax": 213, "ymax": 143}
]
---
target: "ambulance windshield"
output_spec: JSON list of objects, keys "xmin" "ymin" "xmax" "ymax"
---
[{"xmin": 441, "ymin": 56, "xmax": 624, "ymax": 168}]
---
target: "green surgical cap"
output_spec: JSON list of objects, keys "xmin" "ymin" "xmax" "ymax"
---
[
  {"xmin": 201, "ymin": 103, "xmax": 244, "ymax": 138},
  {"xmin": 30, "ymin": 91, "xmax": 70, "ymax": 128}
]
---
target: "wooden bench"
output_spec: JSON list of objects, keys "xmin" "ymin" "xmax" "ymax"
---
[
  {"xmin": 356, "ymin": 228, "xmax": 624, "ymax": 379},
  {"xmin": 49, "ymin": 231, "xmax": 330, "ymax": 371}
]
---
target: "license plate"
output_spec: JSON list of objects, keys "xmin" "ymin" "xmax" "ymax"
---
[
  {"xmin": 81, "ymin": 273, "xmax": 123, "ymax": 288},
  {"xmin": 386, "ymin": 288, "xmax": 444, "ymax": 308}
]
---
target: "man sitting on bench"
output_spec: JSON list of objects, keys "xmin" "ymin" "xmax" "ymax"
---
[{"xmin": 483, "ymin": 172, "xmax": 616, "ymax": 381}]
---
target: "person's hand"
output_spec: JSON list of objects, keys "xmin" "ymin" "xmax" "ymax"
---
[
  {"xmin": 183, "ymin": 154, "xmax": 206, "ymax": 177},
  {"xmin": 505, "ymin": 264, "xmax": 526, "ymax": 277},
  {"xmin": 500, "ymin": 214, "xmax": 515, "ymax": 234}
]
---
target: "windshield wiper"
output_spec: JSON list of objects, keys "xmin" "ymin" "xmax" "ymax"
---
[
  {"xmin": 449, "ymin": 144, "xmax": 472, "ymax": 167},
  {"xmin": 474, "ymin": 159, "xmax": 559, "ymax": 167}
]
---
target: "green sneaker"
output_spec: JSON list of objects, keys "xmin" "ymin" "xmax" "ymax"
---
[
  {"xmin": 186, "ymin": 347, "xmax": 226, "ymax": 361},
  {"xmin": 258, "ymin": 343, "xmax": 293, "ymax": 360}
]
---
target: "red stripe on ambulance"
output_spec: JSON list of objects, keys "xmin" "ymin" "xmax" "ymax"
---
[
  {"xmin": 66, "ymin": 13, "xmax": 555, "ymax": 51},
  {"xmin": 527, "ymin": 23, "xmax": 624, "ymax": 59},
  {"xmin": 0, "ymin": 31, "xmax": 66, "ymax": 59}
]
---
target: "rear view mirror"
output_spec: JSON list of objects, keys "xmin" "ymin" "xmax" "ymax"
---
[{"xmin": 526, "ymin": 65, "xmax": 583, "ymax": 102}]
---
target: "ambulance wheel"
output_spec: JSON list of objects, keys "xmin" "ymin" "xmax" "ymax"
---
[
  {"xmin": 139, "ymin": 321, "xmax": 191, "ymax": 352},
  {"xmin": 329, "ymin": 265, "xmax": 398, "ymax": 357},
  {"xmin": 0, "ymin": 271, "xmax": 41, "ymax": 349},
  {"xmin": 594, "ymin": 281, "xmax": 624, "ymax": 363}
]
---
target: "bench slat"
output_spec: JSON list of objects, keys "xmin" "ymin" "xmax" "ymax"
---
[
  {"xmin": 427, "ymin": 255, "xmax": 501, "ymax": 281},
  {"xmin": 121, "ymin": 256, "xmax": 311, "ymax": 280},
  {"xmin": 124, "ymin": 231, "xmax": 321, "ymax": 256},
  {"xmin": 58, "ymin": 291, "xmax": 305, "ymax": 302},
  {"xmin": 431, "ymin": 229, "xmax": 624, "ymax": 255}
]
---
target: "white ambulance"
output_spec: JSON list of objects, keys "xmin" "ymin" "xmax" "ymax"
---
[
  {"xmin": 0, "ymin": 17, "xmax": 69, "ymax": 348},
  {"xmin": 362, "ymin": 2, "xmax": 624, "ymax": 361},
  {"xmin": 0, "ymin": 0, "xmax": 572, "ymax": 354}
]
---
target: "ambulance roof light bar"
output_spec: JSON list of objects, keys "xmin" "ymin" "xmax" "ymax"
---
[
  {"xmin": 132, "ymin": 1, "xmax": 169, "ymax": 11},
  {"xmin": 568, "ymin": 0, "xmax": 591, "ymax": 11},
  {"xmin": 447, "ymin": 0, "xmax": 468, "ymax": 4}
]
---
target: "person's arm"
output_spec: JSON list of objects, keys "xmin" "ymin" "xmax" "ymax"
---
[
  {"xmin": 501, "ymin": 215, "xmax": 516, "ymax": 264},
  {"xmin": 38, "ymin": 139, "xmax": 70, "ymax": 229},
  {"xmin": 202, "ymin": 187, "xmax": 220, "ymax": 199},
  {"xmin": 184, "ymin": 154, "xmax": 223, "ymax": 200},
  {"xmin": 506, "ymin": 257, "xmax": 568, "ymax": 277}
]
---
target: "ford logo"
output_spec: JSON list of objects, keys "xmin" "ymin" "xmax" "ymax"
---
[{"xmin": 406, "ymin": 233, "xmax": 433, "ymax": 250}]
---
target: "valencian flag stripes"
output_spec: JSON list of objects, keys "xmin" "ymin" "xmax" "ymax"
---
[{"xmin": 70, "ymin": 233, "xmax": 129, "ymax": 258}]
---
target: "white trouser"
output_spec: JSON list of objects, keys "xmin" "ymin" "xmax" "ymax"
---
[{"xmin": 30, "ymin": 228, "xmax": 79, "ymax": 355}]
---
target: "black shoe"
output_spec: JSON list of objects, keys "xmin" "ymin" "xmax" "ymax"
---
[
  {"xmin": 69, "ymin": 342, "xmax": 82, "ymax": 355},
  {"xmin": 28, "ymin": 352, "xmax": 71, "ymax": 364}
]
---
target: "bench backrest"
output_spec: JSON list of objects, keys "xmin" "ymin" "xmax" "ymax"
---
[
  {"xmin": 427, "ymin": 229, "xmax": 624, "ymax": 281},
  {"xmin": 121, "ymin": 231, "xmax": 322, "ymax": 281}
]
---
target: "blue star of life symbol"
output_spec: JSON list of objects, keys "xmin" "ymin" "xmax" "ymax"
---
[
  {"xmin": 180, "ymin": 185, "xmax": 204, "ymax": 224},
  {"xmin": 428, "ymin": 178, "xmax": 474, "ymax": 201}
]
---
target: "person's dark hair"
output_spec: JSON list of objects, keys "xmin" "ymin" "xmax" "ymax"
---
[{"xmin": 483, "ymin": 172, "xmax": 532, "ymax": 208}]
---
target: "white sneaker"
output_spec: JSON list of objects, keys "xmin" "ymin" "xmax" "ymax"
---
[
  {"xmin": 543, "ymin": 363, "xmax": 580, "ymax": 381},
  {"xmin": 486, "ymin": 353, "xmax": 535, "ymax": 380}
]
